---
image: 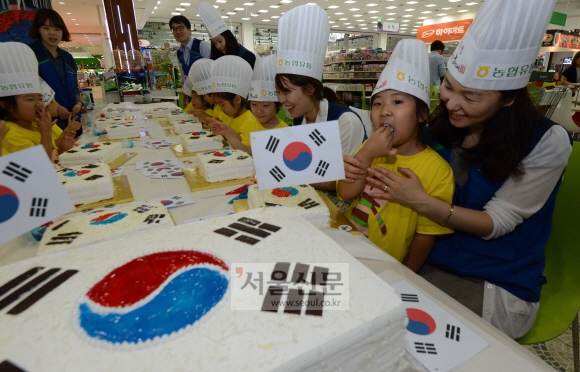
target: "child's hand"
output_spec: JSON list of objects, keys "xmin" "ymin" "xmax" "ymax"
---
[
  {"xmin": 208, "ymin": 118, "xmax": 230, "ymax": 137},
  {"xmin": 360, "ymin": 125, "xmax": 396, "ymax": 160},
  {"xmin": 342, "ymin": 152, "xmax": 365, "ymax": 183},
  {"xmin": 65, "ymin": 114, "xmax": 81, "ymax": 133},
  {"xmin": 192, "ymin": 109, "xmax": 210, "ymax": 121},
  {"xmin": 36, "ymin": 109, "xmax": 55, "ymax": 135},
  {"xmin": 0, "ymin": 120, "xmax": 9, "ymax": 142},
  {"xmin": 59, "ymin": 130, "xmax": 77, "ymax": 152}
]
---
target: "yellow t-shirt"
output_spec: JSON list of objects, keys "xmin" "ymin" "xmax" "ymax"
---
[
  {"xmin": 3, "ymin": 121, "xmax": 62, "ymax": 155},
  {"xmin": 241, "ymin": 119, "xmax": 287, "ymax": 146},
  {"xmin": 227, "ymin": 110, "xmax": 259, "ymax": 140},
  {"xmin": 345, "ymin": 145, "xmax": 454, "ymax": 262},
  {"xmin": 184, "ymin": 102, "xmax": 194, "ymax": 113}
]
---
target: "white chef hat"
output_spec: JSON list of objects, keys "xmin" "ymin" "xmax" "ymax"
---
[
  {"xmin": 211, "ymin": 55, "xmax": 252, "ymax": 98},
  {"xmin": 198, "ymin": 2, "xmax": 228, "ymax": 38},
  {"xmin": 0, "ymin": 42, "xmax": 41, "ymax": 97},
  {"xmin": 448, "ymin": 0, "xmax": 557, "ymax": 90},
  {"xmin": 277, "ymin": 5, "xmax": 329, "ymax": 80},
  {"xmin": 182, "ymin": 76, "xmax": 193, "ymax": 97},
  {"xmin": 39, "ymin": 77, "xmax": 56, "ymax": 106},
  {"xmin": 372, "ymin": 39, "xmax": 430, "ymax": 107},
  {"xmin": 249, "ymin": 55, "xmax": 278, "ymax": 102},
  {"xmin": 189, "ymin": 58, "xmax": 214, "ymax": 95}
]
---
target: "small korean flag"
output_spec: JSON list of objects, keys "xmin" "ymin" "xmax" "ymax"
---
[
  {"xmin": 250, "ymin": 121, "xmax": 345, "ymax": 190},
  {"xmin": 0, "ymin": 146, "xmax": 75, "ymax": 245}
]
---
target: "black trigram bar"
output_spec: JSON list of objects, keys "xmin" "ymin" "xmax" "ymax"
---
[
  {"xmin": 144, "ymin": 214, "xmax": 166, "ymax": 224},
  {"xmin": 309, "ymin": 129, "xmax": 326, "ymax": 146},
  {"xmin": 85, "ymin": 175, "xmax": 103, "ymax": 181},
  {"xmin": 228, "ymin": 222, "xmax": 271, "ymax": 238},
  {"xmin": 311, "ymin": 266, "xmax": 329, "ymax": 286},
  {"xmin": 269, "ymin": 166, "xmax": 286, "ymax": 182},
  {"xmin": 0, "ymin": 267, "xmax": 44, "ymax": 298},
  {"xmin": 315, "ymin": 160, "xmax": 329, "ymax": 177},
  {"xmin": 265, "ymin": 136, "xmax": 280, "ymax": 153},
  {"xmin": 2, "ymin": 162, "xmax": 32, "ymax": 182},
  {"xmin": 8, "ymin": 270, "xmax": 78, "ymax": 315},
  {"xmin": 261, "ymin": 285, "xmax": 283, "ymax": 313},
  {"xmin": 29, "ymin": 198, "xmax": 48, "ymax": 217},
  {"xmin": 414, "ymin": 342, "xmax": 437, "ymax": 355},
  {"xmin": 297, "ymin": 198, "xmax": 320, "ymax": 209},
  {"xmin": 271, "ymin": 262, "xmax": 291, "ymax": 281},
  {"xmin": 0, "ymin": 268, "xmax": 60, "ymax": 311},
  {"xmin": 284, "ymin": 288, "xmax": 304, "ymax": 315},
  {"xmin": 445, "ymin": 324, "xmax": 461, "ymax": 342},
  {"xmin": 0, "ymin": 360, "xmax": 26, "ymax": 372},
  {"xmin": 401, "ymin": 293, "xmax": 419, "ymax": 302},
  {"xmin": 291, "ymin": 263, "xmax": 309, "ymax": 284},
  {"xmin": 305, "ymin": 290, "xmax": 324, "ymax": 316}
]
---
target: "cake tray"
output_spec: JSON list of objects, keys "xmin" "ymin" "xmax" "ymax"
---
[
  {"xmin": 183, "ymin": 167, "xmax": 254, "ymax": 192},
  {"xmin": 99, "ymin": 130, "xmax": 149, "ymax": 142},
  {"xmin": 70, "ymin": 175, "xmax": 134, "ymax": 213},
  {"xmin": 170, "ymin": 143, "xmax": 225, "ymax": 158},
  {"xmin": 108, "ymin": 152, "xmax": 137, "ymax": 169},
  {"xmin": 233, "ymin": 191, "xmax": 359, "ymax": 235}
]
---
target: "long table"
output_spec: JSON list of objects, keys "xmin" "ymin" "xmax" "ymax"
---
[{"xmin": 0, "ymin": 113, "xmax": 552, "ymax": 372}]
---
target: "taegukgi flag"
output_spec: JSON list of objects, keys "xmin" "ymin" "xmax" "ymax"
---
[
  {"xmin": 250, "ymin": 121, "xmax": 345, "ymax": 190},
  {"xmin": 0, "ymin": 146, "xmax": 75, "ymax": 245}
]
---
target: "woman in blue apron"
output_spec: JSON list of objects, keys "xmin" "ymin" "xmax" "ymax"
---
[
  {"xmin": 28, "ymin": 9, "xmax": 83, "ymax": 135},
  {"xmin": 197, "ymin": 2, "xmax": 256, "ymax": 69},
  {"xmin": 354, "ymin": 0, "xmax": 571, "ymax": 339}
]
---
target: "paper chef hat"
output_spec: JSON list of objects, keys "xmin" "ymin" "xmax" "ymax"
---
[
  {"xmin": 0, "ymin": 42, "xmax": 41, "ymax": 98},
  {"xmin": 277, "ymin": 5, "xmax": 329, "ymax": 79},
  {"xmin": 211, "ymin": 55, "xmax": 253, "ymax": 98},
  {"xmin": 189, "ymin": 58, "xmax": 214, "ymax": 95},
  {"xmin": 182, "ymin": 76, "xmax": 193, "ymax": 97},
  {"xmin": 249, "ymin": 55, "xmax": 278, "ymax": 102},
  {"xmin": 198, "ymin": 2, "xmax": 229, "ymax": 38},
  {"xmin": 372, "ymin": 39, "xmax": 430, "ymax": 107},
  {"xmin": 39, "ymin": 78, "xmax": 55, "ymax": 107},
  {"xmin": 448, "ymin": 0, "xmax": 557, "ymax": 90}
]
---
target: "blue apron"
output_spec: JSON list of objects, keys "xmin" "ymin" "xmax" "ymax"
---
[
  {"xmin": 177, "ymin": 39, "xmax": 203, "ymax": 78},
  {"xmin": 28, "ymin": 40, "xmax": 80, "ymax": 131}
]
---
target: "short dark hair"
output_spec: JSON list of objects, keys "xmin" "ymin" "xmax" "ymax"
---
[
  {"xmin": 214, "ymin": 92, "xmax": 249, "ymax": 110},
  {"xmin": 431, "ymin": 40, "xmax": 445, "ymax": 52},
  {"xmin": 29, "ymin": 9, "xmax": 71, "ymax": 42},
  {"xmin": 169, "ymin": 16, "xmax": 191, "ymax": 30},
  {"xmin": 0, "ymin": 96, "xmax": 18, "ymax": 121},
  {"xmin": 210, "ymin": 30, "xmax": 240, "ymax": 59}
]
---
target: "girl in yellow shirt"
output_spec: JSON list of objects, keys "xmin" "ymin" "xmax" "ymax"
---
[{"xmin": 210, "ymin": 55, "xmax": 287, "ymax": 155}]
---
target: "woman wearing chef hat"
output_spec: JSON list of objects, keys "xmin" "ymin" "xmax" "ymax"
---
[
  {"xmin": 275, "ymin": 4, "xmax": 366, "ymax": 190},
  {"xmin": 355, "ymin": 0, "xmax": 571, "ymax": 339},
  {"xmin": 197, "ymin": 2, "xmax": 256, "ymax": 69}
]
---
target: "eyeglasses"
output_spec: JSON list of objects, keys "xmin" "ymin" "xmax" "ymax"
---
[{"xmin": 171, "ymin": 25, "xmax": 186, "ymax": 33}]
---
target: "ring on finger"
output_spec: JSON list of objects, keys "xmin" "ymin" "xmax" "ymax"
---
[{"xmin": 383, "ymin": 185, "xmax": 388, "ymax": 191}]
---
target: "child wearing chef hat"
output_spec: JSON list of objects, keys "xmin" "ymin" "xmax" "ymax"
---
[
  {"xmin": 338, "ymin": 38, "xmax": 454, "ymax": 273},
  {"xmin": 0, "ymin": 42, "xmax": 75, "ymax": 160},
  {"xmin": 359, "ymin": 0, "xmax": 570, "ymax": 339}
]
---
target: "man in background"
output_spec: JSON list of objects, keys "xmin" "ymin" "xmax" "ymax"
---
[{"xmin": 429, "ymin": 40, "xmax": 446, "ymax": 86}]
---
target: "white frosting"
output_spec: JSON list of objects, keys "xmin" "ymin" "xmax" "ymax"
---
[
  {"xmin": 196, "ymin": 149, "xmax": 255, "ymax": 183},
  {"xmin": 59, "ymin": 142, "xmax": 124, "ymax": 166},
  {"xmin": 56, "ymin": 163, "xmax": 114, "ymax": 205},
  {"xmin": 101, "ymin": 108, "xmax": 130, "ymax": 117},
  {"xmin": 248, "ymin": 184, "xmax": 330, "ymax": 227},
  {"xmin": 37, "ymin": 202, "xmax": 175, "ymax": 255},
  {"xmin": 172, "ymin": 119, "xmax": 202, "ymax": 134},
  {"xmin": 95, "ymin": 117, "xmax": 125, "ymax": 130},
  {"xmin": 106, "ymin": 121, "xmax": 141, "ymax": 140},
  {"xmin": 0, "ymin": 208, "xmax": 407, "ymax": 371},
  {"xmin": 166, "ymin": 113, "xmax": 195, "ymax": 122},
  {"xmin": 150, "ymin": 107, "xmax": 183, "ymax": 118},
  {"xmin": 180, "ymin": 131, "xmax": 224, "ymax": 153}
]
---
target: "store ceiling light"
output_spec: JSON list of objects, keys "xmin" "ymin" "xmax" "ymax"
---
[
  {"xmin": 271, "ymin": 15, "xmax": 279, "ymax": 18},
  {"xmin": 251, "ymin": 13, "xmax": 258, "ymax": 16},
  {"xmin": 438, "ymin": 13, "xmax": 447, "ymax": 16},
  {"xmin": 418, "ymin": 16, "xmax": 428, "ymax": 19},
  {"xmin": 421, "ymin": 11, "xmax": 431, "ymax": 13},
  {"xmin": 176, "ymin": 8, "xmax": 185, "ymax": 11},
  {"xmin": 226, "ymin": 12, "xmax": 235, "ymax": 14},
  {"xmin": 356, "ymin": 19, "xmax": 364, "ymax": 22},
  {"xmin": 402, "ymin": 15, "xmax": 412, "ymax": 17},
  {"xmin": 457, "ymin": 9, "xmax": 468, "ymax": 12},
  {"xmin": 331, "ymin": 25, "xmax": 338, "ymax": 27},
  {"xmin": 269, "ymin": 5, "xmax": 279, "ymax": 8},
  {"xmin": 262, "ymin": 19, "xmax": 270, "ymax": 21},
  {"xmin": 213, "ymin": 5, "xmax": 218, "ymax": 8},
  {"xmin": 216, "ymin": 0, "xmax": 227, "ymax": 2},
  {"xmin": 328, "ymin": 5, "xmax": 339, "ymax": 8},
  {"xmin": 242, "ymin": 17, "xmax": 250, "ymax": 20},
  {"xmin": 366, "ymin": 3, "xmax": 377, "ymax": 6},
  {"xmin": 180, "ymin": 2, "xmax": 191, "ymax": 5},
  {"xmin": 280, "ymin": 0, "xmax": 292, "ymax": 3},
  {"xmin": 425, "ymin": 4, "xmax": 436, "ymax": 6},
  {"xmin": 172, "ymin": 13, "xmax": 181, "ymax": 15},
  {"xmin": 442, "ymin": 7, "xmax": 452, "ymax": 10},
  {"xmin": 466, "ymin": 2, "xmax": 477, "ymax": 5},
  {"xmin": 361, "ymin": 27, "xmax": 367, "ymax": 29},
  {"xmin": 344, "ymin": 1, "xmax": 356, "ymax": 3},
  {"xmin": 258, "ymin": 9, "xmax": 268, "ymax": 12},
  {"xmin": 386, "ymin": 6, "xmax": 396, "ymax": 9},
  {"xmin": 235, "ymin": 7, "xmax": 244, "ymax": 10},
  {"xmin": 401, "ymin": 20, "xmax": 410, "ymax": 22},
  {"xmin": 243, "ymin": 2, "xmax": 254, "ymax": 5},
  {"xmin": 448, "ymin": 0, "xmax": 461, "ymax": 2},
  {"xmin": 368, "ymin": 10, "xmax": 379, "ymax": 13},
  {"xmin": 339, "ymin": 17, "xmax": 348, "ymax": 20},
  {"xmin": 335, "ymin": 12, "xmax": 344, "ymax": 14},
  {"xmin": 349, "ymin": 8, "xmax": 359, "ymax": 11},
  {"xmin": 353, "ymin": 14, "xmax": 362, "ymax": 17},
  {"xmin": 221, "ymin": 15, "xmax": 228, "ymax": 18}
]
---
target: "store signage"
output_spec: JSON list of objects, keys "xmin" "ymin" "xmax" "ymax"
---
[
  {"xmin": 138, "ymin": 39, "xmax": 150, "ymax": 47},
  {"xmin": 550, "ymin": 11, "xmax": 567, "ymax": 27},
  {"xmin": 377, "ymin": 18, "xmax": 399, "ymax": 33},
  {"xmin": 544, "ymin": 30, "xmax": 580, "ymax": 49},
  {"xmin": 416, "ymin": 19, "xmax": 473, "ymax": 43},
  {"xmin": 329, "ymin": 34, "xmax": 337, "ymax": 43}
]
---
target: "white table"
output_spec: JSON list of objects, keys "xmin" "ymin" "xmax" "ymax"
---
[{"xmin": 0, "ymin": 117, "xmax": 552, "ymax": 372}]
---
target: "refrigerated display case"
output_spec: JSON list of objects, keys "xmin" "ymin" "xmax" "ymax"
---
[{"xmin": 102, "ymin": 72, "xmax": 120, "ymax": 104}]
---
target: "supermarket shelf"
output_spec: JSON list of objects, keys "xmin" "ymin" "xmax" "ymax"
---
[{"xmin": 324, "ymin": 59, "xmax": 390, "ymax": 65}]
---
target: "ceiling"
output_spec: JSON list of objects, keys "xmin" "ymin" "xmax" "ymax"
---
[{"xmin": 52, "ymin": 0, "xmax": 580, "ymax": 51}]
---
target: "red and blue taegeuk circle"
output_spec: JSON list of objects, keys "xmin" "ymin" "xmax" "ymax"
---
[
  {"xmin": 282, "ymin": 142, "xmax": 312, "ymax": 171},
  {"xmin": 406, "ymin": 308, "xmax": 436, "ymax": 335},
  {"xmin": 0, "ymin": 185, "xmax": 19, "ymax": 223},
  {"xmin": 78, "ymin": 250, "xmax": 229, "ymax": 344}
]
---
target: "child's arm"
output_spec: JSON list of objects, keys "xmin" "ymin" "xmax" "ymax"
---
[
  {"xmin": 402, "ymin": 233, "xmax": 435, "ymax": 273},
  {"xmin": 338, "ymin": 125, "xmax": 394, "ymax": 200},
  {"xmin": 64, "ymin": 114, "xmax": 81, "ymax": 134},
  {"xmin": 0, "ymin": 120, "xmax": 9, "ymax": 155},
  {"xmin": 208, "ymin": 118, "xmax": 249, "ymax": 153},
  {"xmin": 191, "ymin": 109, "xmax": 212, "ymax": 122},
  {"xmin": 55, "ymin": 130, "xmax": 76, "ymax": 154},
  {"xmin": 36, "ymin": 110, "xmax": 56, "ymax": 159}
]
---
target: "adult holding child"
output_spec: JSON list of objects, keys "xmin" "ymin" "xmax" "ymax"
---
[
  {"xmin": 28, "ymin": 9, "xmax": 83, "ymax": 135},
  {"xmin": 197, "ymin": 2, "xmax": 256, "ymax": 69},
  {"xmin": 346, "ymin": 0, "xmax": 571, "ymax": 339},
  {"xmin": 275, "ymin": 5, "xmax": 366, "ymax": 190}
]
